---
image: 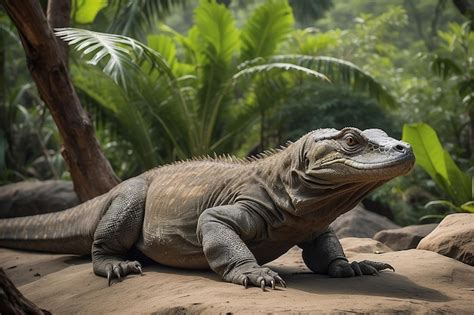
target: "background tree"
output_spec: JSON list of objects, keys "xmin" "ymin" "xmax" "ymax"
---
[{"xmin": 0, "ymin": 0, "xmax": 120, "ymax": 201}]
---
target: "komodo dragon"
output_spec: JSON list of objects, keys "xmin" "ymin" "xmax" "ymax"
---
[{"xmin": 0, "ymin": 127, "xmax": 414, "ymax": 290}]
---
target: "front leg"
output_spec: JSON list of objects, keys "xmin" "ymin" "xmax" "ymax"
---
[
  {"xmin": 299, "ymin": 228, "xmax": 394, "ymax": 277},
  {"xmin": 197, "ymin": 204, "xmax": 286, "ymax": 290}
]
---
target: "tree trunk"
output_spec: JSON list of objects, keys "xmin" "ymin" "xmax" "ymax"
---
[
  {"xmin": 0, "ymin": 0, "xmax": 120, "ymax": 201},
  {"xmin": 0, "ymin": 268, "xmax": 51, "ymax": 315},
  {"xmin": 46, "ymin": 0, "xmax": 70, "ymax": 65}
]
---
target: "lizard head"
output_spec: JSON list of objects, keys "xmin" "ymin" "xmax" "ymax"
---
[
  {"xmin": 299, "ymin": 127, "xmax": 415, "ymax": 184},
  {"xmin": 286, "ymin": 127, "xmax": 414, "ymax": 216}
]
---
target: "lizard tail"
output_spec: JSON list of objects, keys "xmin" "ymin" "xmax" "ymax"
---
[{"xmin": 0, "ymin": 194, "xmax": 109, "ymax": 255}]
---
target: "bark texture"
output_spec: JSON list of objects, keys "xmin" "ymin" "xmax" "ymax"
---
[
  {"xmin": 0, "ymin": 0, "xmax": 120, "ymax": 201},
  {"xmin": 0, "ymin": 268, "xmax": 51, "ymax": 315},
  {"xmin": 46, "ymin": 0, "xmax": 70, "ymax": 64}
]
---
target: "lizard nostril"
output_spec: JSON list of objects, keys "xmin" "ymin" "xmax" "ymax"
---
[{"xmin": 394, "ymin": 144, "xmax": 405, "ymax": 153}]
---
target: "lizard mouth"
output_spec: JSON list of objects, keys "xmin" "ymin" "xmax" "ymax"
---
[{"xmin": 319, "ymin": 152, "xmax": 415, "ymax": 174}]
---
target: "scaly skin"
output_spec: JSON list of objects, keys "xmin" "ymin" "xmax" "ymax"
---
[{"xmin": 0, "ymin": 127, "xmax": 414, "ymax": 290}]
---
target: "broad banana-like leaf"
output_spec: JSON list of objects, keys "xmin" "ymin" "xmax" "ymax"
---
[
  {"xmin": 403, "ymin": 123, "xmax": 472, "ymax": 205},
  {"xmin": 240, "ymin": 0, "xmax": 294, "ymax": 60},
  {"xmin": 72, "ymin": 0, "xmax": 108, "ymax": 24}
]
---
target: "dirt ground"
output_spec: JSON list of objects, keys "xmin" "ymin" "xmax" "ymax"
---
[{"xmin": 1, "ymin": 238, "xmax": 473, "ymax": 314}]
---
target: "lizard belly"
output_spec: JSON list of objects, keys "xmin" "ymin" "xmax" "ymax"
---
[
  {"xmin": 137, "ymin": 231, "xmax": 208, "ymax": 269},
  {"xmin": 137, "ymin": 206, "xmax": 208, "ymax": 269},
  {"xmin": 138, "ymin": 172, "xmax": 212, "ymax": 269}
]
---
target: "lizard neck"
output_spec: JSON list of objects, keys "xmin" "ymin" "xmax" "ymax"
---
[{"xmin": 255, "ymin": 140, "xmax": 383, "ymax": 220}]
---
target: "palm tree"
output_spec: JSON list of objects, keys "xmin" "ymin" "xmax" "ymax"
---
[{"xmin": 58, "ymin": 0, "xmax": 396, "ymax": 171}]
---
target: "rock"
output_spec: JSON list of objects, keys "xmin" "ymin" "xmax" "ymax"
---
[
  {"xmin": 331, "ymin": 205, "xmax": 400, "ymax": 238},
  {"xmin": 417, "ymin": 213, "xmax": 474, "ymax": 266},
  {"xmin": 374, "ymin": 224, "xmax": 438, "ymax": 251},
  {"xmin": 0, "ymin": 180, "xmax": 79, "ymax": 218},
  {"xmin": 340, "ymin": 237, "xmax": 393, "ymax": 256},
  {"xmin": 1, "ymin": 247, "xmax": 473, "ymax": 313}
]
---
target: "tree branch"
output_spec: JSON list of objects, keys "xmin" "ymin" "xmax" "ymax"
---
[
  {"xmin": 0, "ymin": 268, "xmax": 51, "ymax": 315},
  {"xmin": 0, "ymin": 0, "xmax": 120, "ymax": 201}
]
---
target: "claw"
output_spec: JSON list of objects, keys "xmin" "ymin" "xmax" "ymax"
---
[
  {"xmin": 271, "ymin": 280, "xmax": 275, "ymax": 290},
  {"xmin": 243, "ymin": 277, "xmax": 249, "ymax": 289},
  {"xmin": 260, "ymin": 279, "xmax": 265, "ymax": 292},
  {"xmin": 114, "ymin": 267, "xmax": 122, "ymax": 282},
  {"xmin": 275, "ymin": 275, "xmax": 286, "ymax": 288},
  {"xmin": 386, "ymin": 264, "xmax": 395, "ymax": 272},
  {"xmin": 137, "ymin": 265, "xmax": 143, "ymax": 276},
  {"xmin": 107, "ymin": 270, "xmax": 112, "ymax": 287}
]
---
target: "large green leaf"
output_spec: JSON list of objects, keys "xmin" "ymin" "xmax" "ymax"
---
[
  {"xmin": 240, "ymin": 0, "xmax": 294, "ymax": 60},
  {"xmin": 191, "ymin": 0, "xmax": 239, "ymax": 151},
  {"xmin": 147, "ymin": 34, "xmax": 177, "ymax": 70},
  {"xmin": 194, "ymin": 0, "xmax": 239, "ymax": 65},
  {"xmin": 72, "ymin": 0, "xmax": 108, "ymax": 24},
  {"xmin": 268, "ymin": 55, "xmax": 397, "ymax": 109},
  {"xmin": 403, "ymin": 123, "xmax": 472, "ymax": 205}
]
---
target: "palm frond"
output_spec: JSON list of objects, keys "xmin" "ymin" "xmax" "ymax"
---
[
  {"xmin": 194, "ymin": 0, "xmax": 239, "ymax": 65},
  {"xmin": 431, "ymin": 56, "xmax": 463, "ymax": 79},
  {"xmin": 233, "ymin": 62, "xmax": 330, "ymax": 83},
  {"xmin": 240, "ymin": 0, "xmax": 294, "ymax": 60},
  {"xmin": 108, "ymin": 0, "xmax": 185, "ymax": 40},
  {"xmin": 269, "ymin": 55, "xmax": 398, "ymax": 109},
  {"xmin": 72, "ymin": 65, "xmax": 159, "ymax": 168},
  {"xmin": 191, "ymin": 0, "xmax": 239, "ymax": 151},
  {"xmin": 55, "ymin": 28, "xmax": 175, "ymax": 89},
  {"xmin": 147, "ymin": 34, "xmax": 177, "ymax": 70}
]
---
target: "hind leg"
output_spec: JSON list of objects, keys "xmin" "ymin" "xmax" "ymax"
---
[{"xmin": 92, "ymin": 178, "xmax": 148, "ymax": 286}]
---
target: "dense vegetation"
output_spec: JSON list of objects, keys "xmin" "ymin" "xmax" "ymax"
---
[{"xmin": 0, "ymin": 0, "xmax": 472, "ymax": 224}]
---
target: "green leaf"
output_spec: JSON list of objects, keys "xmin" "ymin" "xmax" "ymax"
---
[
  {"xmin": 56, "ymin": 28, "xmax": 174, "ymax": 90},
  {"xmin": 424, "ymin": 200, "xmax": 459, "ymax": 212},
  {"xmin": 147, "ymin": 34, "xmax": 177, "ymax": 70},
  {"xmin": 403, "ymin": 123, "xmax": 472, "ymax": 205},
  {"xmin": 444, "ymin": 150, "xmax": 472, "ymax": 205},
  {"xmin": 240, "ymin": 0, "xmax": 294, "ymax": 60},
  {"xmin": 431, "ymin": 56, "xmax": 463, "ymax": 79},
  {"xmin": 192, "ymin": 0, "xmax": 239, "ymax": 150},
  {"xmin": 403, "ymin": 123, "xmax": 447, "ymax": 184},
  {"xmin": 73, "ymin": 65, "xmax": 158, "ymax": 168},
  {"xmin": 72, "ymin": 0, "xmax": 108, "ymax": 24},
  {"xmin": 460, "ymin": 201, "xmax": 474, "ymax": 213},
  {"xmin": 108, "ymin": 0, "xmax": 184, "ymax": 40},
  {"xmin": 233, "ymin": 62, "xmax": 330, "ymax": 83},
  {"xmin": 267, "ymin": 55, "xmax": 397, "ymax": 109},
  {"xmin": 194, "ymin": 0, "xmax": 239, "ymax": 64}
]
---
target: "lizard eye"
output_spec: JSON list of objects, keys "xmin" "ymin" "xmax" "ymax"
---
[{"xmin": 346, "ymin": 135, "xmax": 357, "ymax": 146}]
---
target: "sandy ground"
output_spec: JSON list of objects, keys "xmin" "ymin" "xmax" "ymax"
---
[{"xmin": 1, "ymin": 238, "xmax": 473, "ymax": 314}]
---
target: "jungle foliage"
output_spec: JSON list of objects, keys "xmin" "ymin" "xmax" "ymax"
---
[{"xmin": 0, "ymin": 0, "xmax": 472, "ymax": 225}]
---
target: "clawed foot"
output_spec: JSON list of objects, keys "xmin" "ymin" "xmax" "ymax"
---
[
  {"xmin": 328, "ymin": 259, "xmax": 395, "ymax": 278},
  {"xmin": 232, "ymin": 266, "xmax": 286, "ymax": 291},
  {"xmin": 94, "ymin": 258, "xmax": 143, "ymax": 286},
  {"xmin": 105, "ymin": 260, "xmax": 143, "ymax": 286}
]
